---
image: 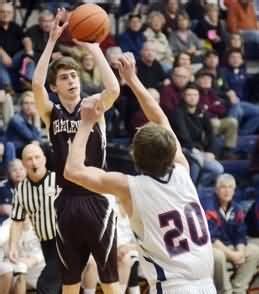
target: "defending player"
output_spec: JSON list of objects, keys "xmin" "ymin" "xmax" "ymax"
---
[
  {"xmin": 64, "ymin": 54, "xmax": 217, "ymax": 293},
  {"xmin": 32, "ymin": 9, "xmax": 120, "ymax": 294}
]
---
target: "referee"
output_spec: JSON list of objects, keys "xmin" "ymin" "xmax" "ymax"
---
[{"xmin": 9, "ymin": 143, "xmax": 61, "ymax": 294}]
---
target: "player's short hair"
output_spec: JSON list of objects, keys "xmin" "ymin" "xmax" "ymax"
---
[
  {"xmin": 47, "ymin": 57, "xmax": 80, "ymax": 86},
  {"xmin": 132, "ymin": 122, "xmax": 177, "ymax": 177},
  {"xmin": 216, "ymin": 173, "xmax": 236, "ymax": 188}
]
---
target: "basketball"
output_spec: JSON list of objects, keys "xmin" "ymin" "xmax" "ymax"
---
[{"xmin": 68, "ymin": 3, "xmax": 110, "ymax": 43}]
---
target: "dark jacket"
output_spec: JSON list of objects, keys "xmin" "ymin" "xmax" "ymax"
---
[
  {"xmin": 220, "ymin": 65, "xmax": 249, "ymax": 101},
  {"xmin": 118, "ymin": 29, "xmax": 145, "ymax": 59},
  {"xmin": 171, "ymin": 103, "xmax": 215, "ymax": 151}
]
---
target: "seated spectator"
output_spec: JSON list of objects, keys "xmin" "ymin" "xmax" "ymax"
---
[
  {"xmin": 162, "ymin": 0, "xmax": 181, "ymax": 35},
  {"xmin": 136, "ymin": 41, "xmax": 169, "ymax": 90},
  {"xmin": 169, "ymin": 11, "xmax": 204, "ymax": 62},
  {"xmin": 6, "ymin": 91, "xmax": 42, "ymax": 157},
  {"xmin": 118, "ymin": 13, "xmax": 145, "ymax": 60},
  {"xmin": 201, "ymin": 50, "xmax": 236, "ymax": 101},
  {"xmin": 196, "ymin": 70, "xmax": 238, "ymax": 158},
  {"xmin": 0, "ymin": 2, "xmax": 35, "ymax": 91},
  {"xmin": 171, "ymin": 83, "xmax": 224, "ymax": 186},
  {"xmin": 0, "ymin": 217, "xmax": 45, "ymax": 294},
  {"xmin": 227, "ymin": 0, "xmax": 257, "ymax": 33},
  {"xmin": 144, "ymin": 10, "xmax": 174, "ymax": 72},
  {"xmin": 12, "ymin": 217, "xmax": 45, "ymax": 292},
  {"xmin": 0, "ymin": 159, "xmax": 26, "ymax": 294},
  {"xmin": 203, "ymin": 173, "xmax": 259, "ymax": 294},
  {"xmin": 160, "ymin": 66, "xmax": 192, "ymax": 116},
  {"xmin": 227, "ymin": 0, "xmax": 259, "ymax": 59},
  {"xmin": 79, "ymin": 51, "xmax": 103, "ymax": 96},
  {"xmin": 26, "ymin": 9, "xmax": 57, "ymax": 63},
  {"xmin": 221, "ymin": 49, "xmax": 259, "ymax": 135},
  {"xmin": 194, "ymin": 3, "xmax": 226, "ymax": 57},
  {"xmin": 226, "ymin": 32, "xmax": 245, "ymax": 57},
  {"xmin": 0, "ymin": 90, "xmax": 14, "ymax": 130},
  {"xmin": 0, "ymin": 159, "xmax": 26, "ymax": 225},
  {"xmin": 221, "ymin": 49, "xmax": 249, "ymax": 101},
  {"xmin": 173, "ymin": 52, "xmax": 193, "ymax": 77}
]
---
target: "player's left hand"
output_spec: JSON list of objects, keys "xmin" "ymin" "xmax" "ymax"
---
[
  {"xmin": 116, "ymin": 52, "xmax": 136, "ymax": 83},
  {"xmin": 80, "ymin": 95, "xmax": 105, "ymax": 123}
]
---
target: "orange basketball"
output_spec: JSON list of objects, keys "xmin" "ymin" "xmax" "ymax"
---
[{"xmin": 68, "ymin": 3, "xmax": 110, "ymax": 43}]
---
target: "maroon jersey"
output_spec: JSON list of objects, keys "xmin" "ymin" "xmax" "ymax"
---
[{"xmin": 49, "ymin": 101, "xmax": 106, "ymax": 194}]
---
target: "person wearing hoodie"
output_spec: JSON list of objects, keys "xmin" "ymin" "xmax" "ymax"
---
[
  {"xmin": 196, "ymin": 70, "xmax": 238, "ymax": 159},
  {"xmin": 118, "ymin": 14, "xmax": 145, "ymax": 60},
  {"xmin": 221, "ymin": 49, "xmax": 259, "ymax": 135}
]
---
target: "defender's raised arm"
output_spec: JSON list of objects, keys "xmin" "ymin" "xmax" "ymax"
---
[{"xmin": 117, "ymin": 54, "xmax": 189, "ymax": 170}]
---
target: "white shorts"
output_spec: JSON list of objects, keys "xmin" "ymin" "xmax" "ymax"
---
[
  {"xmin": 0, "ymin": 261, "xmax": 13, "ymax": 275},
  {"xmin": 150, "ymin": 278, "xmax": 217, "ymax": 294}
]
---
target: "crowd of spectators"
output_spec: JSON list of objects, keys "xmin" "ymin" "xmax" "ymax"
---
[{"xmin": 1, "ymin": 0, "xmax": 259, "ymax": 292}]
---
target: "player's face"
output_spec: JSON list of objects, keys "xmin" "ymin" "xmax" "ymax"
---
[
  {"xmin": 54, "ymin": 69, "xmax": 81, "ymax": 99},
  {"xmin": 9, "ymin": 161, "xmax": 26, "ymax": 185},
  {"xmin": 216, "ymin": 183, "xmax": 235, "ymax": 204}
]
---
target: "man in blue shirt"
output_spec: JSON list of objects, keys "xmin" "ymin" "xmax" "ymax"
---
[{"xmin": 203, "ymin": 173, "xmax": 259, "ymax": 294}]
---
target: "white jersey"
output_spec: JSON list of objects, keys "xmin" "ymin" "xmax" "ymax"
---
[{"xmin": 128, "ymin": 164, "xmax": 215, "ymax": 293}]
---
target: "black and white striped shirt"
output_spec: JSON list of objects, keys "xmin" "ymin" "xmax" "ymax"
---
[{"xmin": 12, "ymin": 171, "xmax": 57, "ymax": 241}]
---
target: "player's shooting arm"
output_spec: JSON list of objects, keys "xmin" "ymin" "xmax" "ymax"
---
[
  {"xmin": 32, "ymin": 9, "xmax": 67, "ymax": 127},
  {"xmin": 73, "ymin": 40, "xmax": 120, "ymax": 111},
  {"xmin": 118, "ymin": 55, "xmax": 189, "ymax": 171},
  {"xmin": 64, "ymin": 111, "xmax": 131, "ymax": 213},
  {"xmin": 91, "ymin": 46, "xmax": 120, "ymax": 110}
]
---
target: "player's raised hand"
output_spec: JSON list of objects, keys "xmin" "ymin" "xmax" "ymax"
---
[
  {"xmin": 116, "ymin": 52, "xmax": 136, "ymax": 84},
  {"xmin": 80, "ymin": 95, "xmax": 105, "ymax": 123},
  {"xmin": 49, "ymin": 8, "xmax": 68, "ymax": 43}
]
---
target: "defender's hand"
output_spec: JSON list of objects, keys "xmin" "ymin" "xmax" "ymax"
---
[
  {"xmin": 80, "ymin": 95, "xmax": 105, "ymax": 124},
  {"xmin": 116, "ymin": 53, "xmax": 136, "ymax": 84}
]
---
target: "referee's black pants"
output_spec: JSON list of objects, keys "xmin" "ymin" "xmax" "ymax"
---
[{"xmin": 37, "ymin": 238, "xmax": 62, "ymax": 294}]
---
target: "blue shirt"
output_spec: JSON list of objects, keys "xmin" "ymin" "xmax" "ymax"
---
[
  {"xmin": 202, "ymin": 195, "xmax": 247, "ymax": 246},
  {"xmin": 0, "ymin": 179, "xmax": 14, "ymax": 224}
]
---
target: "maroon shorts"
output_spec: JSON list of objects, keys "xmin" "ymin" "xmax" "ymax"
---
[{"xmin": 55, "ymin": 190, "xmax": 118, "ymax": 285}]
